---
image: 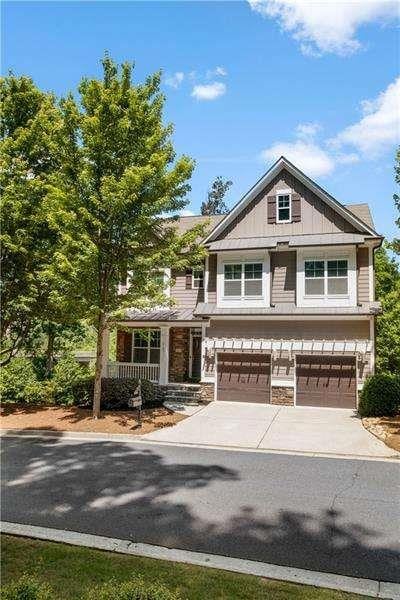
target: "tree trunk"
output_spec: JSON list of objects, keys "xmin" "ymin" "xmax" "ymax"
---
[
  {"xmin": 93, "ymin": 311, "xmax": 107, "ymax": 419},
  {"xmin": 45, "ymin": 325, "xmax": 55, "ymax": 377}
]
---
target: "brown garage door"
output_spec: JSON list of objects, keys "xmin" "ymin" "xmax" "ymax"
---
[
  {"xmin": 217, "ymin": 352, "xmax": 271, "ymax": 403},
  {"xmin": 296, "ymin": 355, "xmax": 356, "ymax": 408}
]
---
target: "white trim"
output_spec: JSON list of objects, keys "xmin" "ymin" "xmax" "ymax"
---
[
  {"xmin": 271, "ymin": 379, "xmax": 294, "ymax": 388},
  {"xmin": 192, "ymin": 267, "xmax": 204, "ymax": 290},
  {"xmin": 206, "ymin": 338, "xmax": 372, "ymax": 354},
  {"xmin": 276, "ymin": 191, "xmax": 292, "ymax": 223},
  {"xmin": 216, "ymin": 250, "xmax": 270, "ymax": 308},
  {"xmin": 296, "ymin": 246, "xmax": 357, "ymax": 308},
  {"xmin": 159, "ymin": 326, "xmax": 170, "ymax": 385},
  {"xmin": 204, "ymin": 256, "xmax": 209, "ymax": 303},
  {"xmin": 203, "ymin": 157, "xmax": 379, "ymax": 243},
  {"xmin": 370, "ymin": 316, "xmax": 375, "ymax": 375},
  {"xmin": 368, "ymin": 246, "xmax": 374, "ymax": 301}
]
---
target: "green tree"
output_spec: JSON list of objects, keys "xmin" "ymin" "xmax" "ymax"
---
[
  {"xmin": 201, "ymin": 176, "xmax": 232, "ymax": 215},
  {"xmin": 0, "ymin": 75, "xmax": 60, "ymax": 365},
  {"xmin": 392, "ymin": 146, "xmax": 400, "ymax": 255},
  {"xmin": 48, "ymin": 56, "xmax": 206, "ymax": 417},
  {"xmin": 0, "ymin": 74, "xmax": 86, "ymax": 369},
  {"xmin": 374, "ymin": 246, "xmax": 400, "ymax": 373}
]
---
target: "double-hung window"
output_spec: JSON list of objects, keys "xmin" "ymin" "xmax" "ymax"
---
[
  {"xmin": 192, "ymin": 268, "xmax": 204, "ymax": 289},
  {"xmin": 305, "ymin": 259, "xmax": 348, "ymax": 297},
  {"xmin": 224, "ymin": 262, "xmax": 263, "ymax": 298},
  {"xmin": 133, "ymin": 330, "xmax": 160, "ymax": 364},
  {"xmin": 277, "ymin": 194, "xmax": 291, "ymax": 223}
]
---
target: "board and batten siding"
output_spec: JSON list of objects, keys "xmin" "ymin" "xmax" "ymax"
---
[
  {"xmin": 207, "ymin": 254, "xmax": 217, "ymax": 303},
  {"xmin": 357, "ymin": 247, "xmax": 370, "ymax": 303},
  {"xmin": 170, "ymin": 269, "xmax": 204, "ymax": 308},
  {"xmin": 271, "ymin": 251, "xmax": 296, "ymax": 304},
  {"xmin": 217, "ymin": 169, "xmax": 358, "ymax": 240}
]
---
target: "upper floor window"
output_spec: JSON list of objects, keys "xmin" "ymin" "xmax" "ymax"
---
[
  {"xmin": 133, "ymin": 330, "xmax": 160, "ymax": 364},
  {"xmin": 277, "ymin": 194, "xmax": 291, "ymax": 223},
  {"xmin": 224, "ymin": 262, "xmax": 263, "ymax": 298},
  {"xmin": 305, "ymin": 259, "xmax": 348, "ymax": 297},
  {"xmin": 192, "ymin": 268, "xmax": 204, "ymax": 289}
]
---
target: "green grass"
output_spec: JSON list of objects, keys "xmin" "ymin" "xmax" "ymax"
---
[{"xmin": 1, "ymin": 535, "xmax": 373, "ymax": 600}]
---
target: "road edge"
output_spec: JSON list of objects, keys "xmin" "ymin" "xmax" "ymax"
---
[{"xmin": 1, "ymin": 522, "xmax": 399, "ymax": 599}]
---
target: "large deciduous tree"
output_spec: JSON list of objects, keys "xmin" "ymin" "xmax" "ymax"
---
[
  {"xmin": 48, "ymin": 56, "xmax": 206, "ymax": 417},
  {"xmin": 201, "ymin": 176, "xmax": 232, "ymax": 215},
  {"xmin": 0, "ymin": 75, "xmax": 61, "ymax": 365}
]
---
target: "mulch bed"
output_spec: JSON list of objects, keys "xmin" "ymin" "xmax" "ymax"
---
[
  {"xmin": 0, "ymin": 403, "xmax": 185, "ymax": 435},
  {"xmin": 362, "ymin": 415, "xmax": 400, "ymax": 452}
]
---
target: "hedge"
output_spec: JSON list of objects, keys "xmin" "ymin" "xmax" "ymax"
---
[{"xmin": 358, "ymin": 373, "xmax": 400, "ymax": 417}]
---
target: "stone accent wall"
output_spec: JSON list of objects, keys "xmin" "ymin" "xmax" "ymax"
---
[
  {"xmin": 169, "ymin": 327, "xmax": 190, "ymax": 382},
  {"xmin": 116, "ymin": 329, "xmax": 132, "ymax": 362},
  {"xmin": 199, "ymin": 382, "xmax": 214, "ymax": 403},
  {"xmin": 271, "ymin": 386, "xmax": 294, "ymax": 406}
]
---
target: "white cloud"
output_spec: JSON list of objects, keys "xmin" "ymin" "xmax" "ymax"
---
[
  {"xmin": 248, "ymin": 0, "xmax": 399, "ymax": 56},
  {"xmin": 191, "ymin": 81, "xmax": 226, "ymax": 101},
  {"xmin": 295, "ymin": 122, "xmax": 321, "ymax": 139},
  {"xmin": 329, "ymin": 77, "xmax": 400, "ymax": 156},
  {"xmin": 206, "ymin": 66, "xmax": 227, "ymax": 78},
  {"xmin": 164, "ymin": 72, "xmax": 184, "ymax": 89},
  {"xmin": 261, "ymin": 139, "xmax": 335, "ymax": 177}
]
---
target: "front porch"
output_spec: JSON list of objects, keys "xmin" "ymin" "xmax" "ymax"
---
[{"xmin": 107, "ymin": 325, "xmax": 203, "ymax": 385}]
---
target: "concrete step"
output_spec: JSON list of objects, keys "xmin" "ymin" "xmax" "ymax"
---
[{"xmin": 164, "ymin": 393, "xmax": 200, "ymax": 403}]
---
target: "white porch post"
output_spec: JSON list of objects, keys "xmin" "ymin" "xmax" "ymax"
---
[
  {"xmin": 101, "ymin": 325, "xmax": 110, "ymax": 378},
  {"xmin": 159, "ymin": 326, "xmax": 170, "ymax": 384}
]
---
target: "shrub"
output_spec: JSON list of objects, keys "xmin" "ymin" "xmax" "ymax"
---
[
  {"xmin": 0, "ymin": 359, "xmax": 40, "ymax": 403},
  {"xmin": 83, "ymin": 578, "xmax": 181, "ymax": 600},
  {"xmin": 358, "ymin": 373, "xmax": 400, "ymax": 417},
  {"xmin": 52, "ymin": 355, "xmax": 92, "ymax": 405},
  {"xmin": 1, "ymin": 574, "xmax": 55, "ymax": 600},
  {"xmin": 72, "ymin": 377, "xmax": 159, "ymax": 409}
]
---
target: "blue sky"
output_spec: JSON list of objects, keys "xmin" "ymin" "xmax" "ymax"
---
[{"xmin": 2, "ymin": 1, "xmax": 399, "ymax": 238}]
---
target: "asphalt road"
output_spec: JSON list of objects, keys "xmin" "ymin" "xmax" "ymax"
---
[{"xmin": 1, "ymin": 434, "xmax": 399, "ymax": 582}]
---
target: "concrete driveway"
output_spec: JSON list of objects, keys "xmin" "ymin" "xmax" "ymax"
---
[{"xmin": 144, "ymin": 402, "xmax": 398, "ymax": 458}]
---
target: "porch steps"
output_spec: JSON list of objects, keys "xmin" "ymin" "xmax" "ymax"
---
[{"xmin": 162, "ymin": 383, "xmax": 201, "ymax": 405}]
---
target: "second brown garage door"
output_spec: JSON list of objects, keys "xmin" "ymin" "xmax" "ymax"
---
[
  {"xmin": 296, "ymin": 355, "xmax": 356, "ymax": 408},
  {"xmin": 217, "ymin": 352, "xmax": 271, "ymax": 403}
]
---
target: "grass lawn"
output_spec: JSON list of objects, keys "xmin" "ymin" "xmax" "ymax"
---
[{"xmin": 1, "ymin": 535, "xmax": 372, "ymax": 600}]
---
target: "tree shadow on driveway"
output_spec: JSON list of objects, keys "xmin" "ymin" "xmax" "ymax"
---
[{"xmin": 1, "ymin": 432, "xmax": 399, "ymax": 583}]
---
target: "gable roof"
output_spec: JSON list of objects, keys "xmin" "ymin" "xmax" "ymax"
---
[
  {"xmin": 203, "ymin": 156, "xmax": 380, "ymax": 243},
  {"xmin": 345, "ymin": 204, "xmax": 375, "ymax": 230}
]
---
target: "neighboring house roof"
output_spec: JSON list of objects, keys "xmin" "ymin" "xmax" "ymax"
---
[
  {"xmin": 171, "ymin": 214, "xmax": 225, "ymax": 235},
  {"xmin": 345, "ymin": 204, "xmax": 375, "ymax": 230},
  {"xmin": 194, "ymin": 302, "xmax": 381, "ymax": 317},
  {"xmin": 208, "ymin": 232, "xmax": 367, "ymax": 251},
  {"xmin": 202, "ymin": 156, "xmax": 380, "ymax": 243}
]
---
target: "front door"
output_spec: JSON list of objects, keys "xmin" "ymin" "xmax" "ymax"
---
[{"xmin": 190, "ymin": 331, "xmax": 202, "ymax": 380}]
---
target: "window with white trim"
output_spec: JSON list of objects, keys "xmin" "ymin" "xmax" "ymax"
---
[
  {"xmin": 277, "ymin": 194, "xmax": 291, "ymax": 222},
  {"xmin": 192, "ymin": 268, "xmax": 204, "ymax": 289},
  {"xmin": 133, "ymin": 330, "xmax": 160, "ymax": 364},
  {"xmin": 224, "ymin": 263, "xmax": 263, "ymax": 298},
  {"xmin": 305, "ymin": 259, "xmax": 348, "ymax": 296}
]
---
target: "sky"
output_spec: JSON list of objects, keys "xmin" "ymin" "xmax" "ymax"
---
[{"xmin": 2, "ymin": 1, "xmax": 400, "ymax": 239}]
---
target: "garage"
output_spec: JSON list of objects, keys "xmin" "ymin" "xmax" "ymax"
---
[
  {"xmin": 296, "ymin": 355, "xmax": 356, "ymax": 409},
  {"xmin": 217, "ymin": 352, "xmax": 271, "ymax": 403}
]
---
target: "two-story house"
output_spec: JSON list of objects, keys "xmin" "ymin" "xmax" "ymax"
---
[{"xmin": 107, "ymin": 156, "xmax": 382, "ymax": 409}]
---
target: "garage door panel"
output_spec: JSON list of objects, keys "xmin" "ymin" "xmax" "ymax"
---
[
  {"xmin": 217, "ymin": 353, "xmax": 271, "ymax": 404},
  {"xmin": 296, "ymin": 355, "xmax": 356, "ymax": 408}
]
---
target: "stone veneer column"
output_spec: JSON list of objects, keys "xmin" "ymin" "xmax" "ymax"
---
[
  {"xmin": 270, "ymin": 386, "xmax": 294, "ymax": 406},
  {"xmin": 169, "ymin": 327, "xmax": 190, "ymax": 382}
]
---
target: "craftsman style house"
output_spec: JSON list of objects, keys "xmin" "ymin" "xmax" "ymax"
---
[{"xmin": 108, "ymin": 157, "xmax": 382, "ymax": 408}]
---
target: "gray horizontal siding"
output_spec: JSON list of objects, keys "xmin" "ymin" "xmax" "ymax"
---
[
  {"xmin": 171, "ymin": 269, "xmax": 204, "ymax": 308},
  {"xmin": 357, "ymin": 247, "xmax": 370, "ymax": 303},
  {"xmin": 271, "ymin": 251, "xmax": 296, "ymax": 304},
  {"xmin": 208, "ymin": 254, "xmax": 217, "ymax": 304}
]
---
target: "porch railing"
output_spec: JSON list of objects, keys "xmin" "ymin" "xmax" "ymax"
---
[{"xmin": 107, "ymin": 362, "xmax": 160, "ymax": 382}]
